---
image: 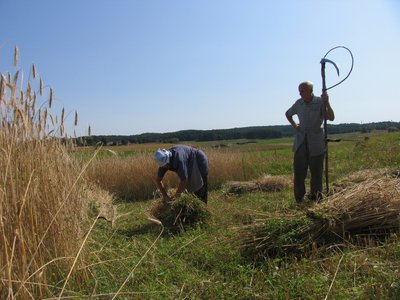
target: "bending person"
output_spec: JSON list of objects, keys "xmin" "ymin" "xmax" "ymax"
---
[{"xmin": 154, "ymin": 145, "xmax": 209, "ymax": 204}]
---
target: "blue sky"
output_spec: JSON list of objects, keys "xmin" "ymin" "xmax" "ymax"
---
[{"xmin": 1, "ymin": 0, "xmax": 399, "ymax": 136}]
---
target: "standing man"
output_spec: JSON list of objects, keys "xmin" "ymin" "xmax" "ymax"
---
[
  {"xmin": 285, "ymin": 81, "xmax": 335, "ymax": 203},
  {"xmin": 154, "ymin": 145, "xmax": 209, "ymax": 204}
]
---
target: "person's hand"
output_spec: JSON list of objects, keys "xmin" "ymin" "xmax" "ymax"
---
[
  {"xmin": 163, "ymin": 195, "xmax": 172, "ymax": 203},
  {"xmin": 321, "ymin": 92, "xmax": 329, "ymax": 104}
]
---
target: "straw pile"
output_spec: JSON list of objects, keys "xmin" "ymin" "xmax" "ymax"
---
[
  {"xmin": 331, "ymin": 168, "xmax": 388, "ymax": 192},
  {"xmin": 149, "ymin": 193, "xmax": 211, "ymax": 233},
  {"xmin": 238, "ymin": 172, "xmax": 400, "ymax": 259},
  {"xmin": 223, "ymin": 174, "xmax": 291, "ymax": 195}
]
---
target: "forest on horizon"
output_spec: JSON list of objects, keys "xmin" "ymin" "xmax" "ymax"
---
[{"xmin": 76, "ymin": 121, "xmax": 400, "ymax": 146}]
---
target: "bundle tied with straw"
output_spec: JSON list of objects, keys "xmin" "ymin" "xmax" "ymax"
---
[
  {"xmin": 238, "ymin": 173, "xmax": 400, "ymax": 260},
  {"xmin": 149, "ymin": 193, "xmax": 211, "ymax": 233}
]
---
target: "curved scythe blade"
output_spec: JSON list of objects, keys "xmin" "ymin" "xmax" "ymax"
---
[{"xmin": 320, "ymin": 58, "xmax": 340, "ymax": 76}]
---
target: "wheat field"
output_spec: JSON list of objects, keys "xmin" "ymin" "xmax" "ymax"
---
[{"xmin": 0, "ymin": 47, "xmax": 90, "ymax": 299}]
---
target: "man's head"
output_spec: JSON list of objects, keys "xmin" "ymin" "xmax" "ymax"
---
[
  {"xmin": 154, "ymin": 149, "xmax": 172, "ymax": 167},
  {"xmin": 298, "ymin": 81, "xmax": 314, "ymax": 102}
]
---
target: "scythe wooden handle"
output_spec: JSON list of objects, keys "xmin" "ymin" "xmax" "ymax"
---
[{"xmin": 321, "ymin": 61, "xmax": 329, "ymax": 195}]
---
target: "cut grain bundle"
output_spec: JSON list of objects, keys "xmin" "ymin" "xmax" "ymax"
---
[
  {"xmin": 331, "ymin": 168, "xmax": 388, "ymax": 192},
  {"xmin": 257, "ymin": 174, "xmax": 291, "ymax": 192},
  {"xmin": 223, "ymin": 180, "xmax": 259, "ymax": 195},
  {"xmin": 309, "ymin": 175, "xmax": 400, "ymax": 237},
  {"xmin": 223, "ymin": 174, "xmax": 291, "ymax": 195},
  {"xmin": 237, "ymin": 214, "xmax": 312, "ymax": 260},
  {"xmin": 149, "ymin": 193, "xmax": 211, "ymax": 233},
  {"xmin": 237, "ymin": 174, "xmax": 400, "ymax": 260}
]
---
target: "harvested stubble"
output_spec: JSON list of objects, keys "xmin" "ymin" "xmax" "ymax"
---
[
  {"xmin": 149, "ymin": 193, "xmax": 211, "ymax": 233},
  {"xmin": 238, "ymin": 173, "xmax": 400, "ymax": 259},
  {"xmin": 223, "ymin": 174, "xmax": 291, "ymax": 195}
]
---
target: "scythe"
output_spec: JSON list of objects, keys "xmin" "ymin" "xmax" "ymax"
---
[{"xmin": 320, "ymin": 46, "xmax": 354, "ymax": 194}]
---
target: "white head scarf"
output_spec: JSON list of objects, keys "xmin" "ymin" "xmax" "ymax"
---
[{"xmin": 154, "ymin": 149, "xmax": 172, "ymax": 166}]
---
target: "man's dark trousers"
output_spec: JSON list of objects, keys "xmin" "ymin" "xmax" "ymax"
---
[{"xmin": 293, "ymin": 140, "xmax": 325, "ymax": 202}]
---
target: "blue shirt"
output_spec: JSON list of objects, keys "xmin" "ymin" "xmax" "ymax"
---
[
  {"xmin": 157, "ymin": 145, "xmax": 208, "ymax": 180},
  {"xmin": 286, "ymin": 96, "xmax": 326, "ymax": 156}
]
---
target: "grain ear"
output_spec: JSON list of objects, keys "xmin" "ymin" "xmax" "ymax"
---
[
  {"xmin": 39, "ymin": 78, "xmax": 43, "ymax": 96},
  {"xmin": 0, "ymin": 74, "xmax": 6, "ymax": 103},
  {"xmin": 74, "ymin": 110, "xmax": 78, "ymax": 126},
  {"xmin": 49, "ymin": 88, "xmax": 53, "ymax": 108},
  {"xmin": 14, "ymin": 46, "xmax": 19, "ymax": 66},
  {"xmin": 32, "ymin": 64, "xmax": 37, "ymax": 79}
]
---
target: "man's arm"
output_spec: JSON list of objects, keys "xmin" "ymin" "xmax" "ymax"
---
[{"xmin": 286, "ymin": 111, "xmax": 299, "ymax": 129}]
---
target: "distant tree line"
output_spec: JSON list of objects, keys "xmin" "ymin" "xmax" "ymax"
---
[{"xmin": 74, "ymin": 121, "xmax": 400, "ymax": 146}]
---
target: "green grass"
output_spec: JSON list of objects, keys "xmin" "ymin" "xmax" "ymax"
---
[{"xmin": 74, "ymin": 131, "xmax": 400, "ymax": 299}]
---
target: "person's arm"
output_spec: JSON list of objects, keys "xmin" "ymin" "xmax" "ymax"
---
[
  {"xmin": 155, "ymin": 176, "xmax": 171, "ymax": 202},
  {"xmin": 322, "ymin": 92, "xmax": 335, "ymax": 121},
  {"xmin": 286, "ymin": 111, "xmax": 299, "ymax": 129},
  {"xmin": 172, "ymin": 158, "xmax": 188, "ymax": 199},
  {"xmin": 173, "ymin": 180, "xmax": 188, "ymax": 199}
]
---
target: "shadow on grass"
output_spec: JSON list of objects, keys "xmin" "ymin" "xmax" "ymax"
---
[{"xmin": 117, "ymin": 223, "xmax": 161, "ymax": 237}]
